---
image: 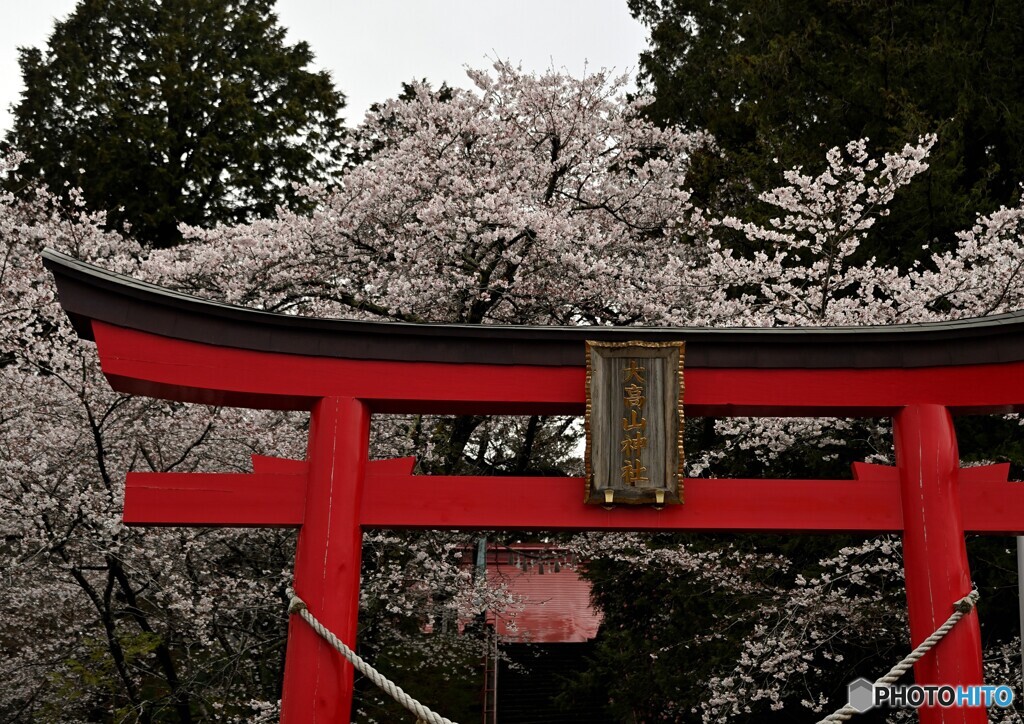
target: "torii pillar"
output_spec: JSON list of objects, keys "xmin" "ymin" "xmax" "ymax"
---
[
  {"xmin": 282, "ymin": 397, "xmax": 369, "ymax": 720},
  {"xmin": 896, "ymin": 405, "xmax": 984, "ymax": 722}
]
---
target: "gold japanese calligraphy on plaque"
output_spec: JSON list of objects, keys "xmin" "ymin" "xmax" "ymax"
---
[{"xmin": 584, "ymin": 341, "xmax": 684, "ymax": 506}]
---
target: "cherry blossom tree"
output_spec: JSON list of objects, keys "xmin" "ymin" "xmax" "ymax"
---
[
  {"xmin": 4, "ymin": 61, "xmax": 1024, "ymax": 722},
  {"xmin": 140, "ymin": 62, "xmax": 716, "ymax": 721},
  {"xmin": 2, "ymin": 64, "xmax": 712, "ymax": 721},
  {"xmin": 146, "ymin": 62, "xmax": 710, "ymax": 326},
  {"xmin": 0, "ymin": 155, "xmax": 304, "ymax": 721}
]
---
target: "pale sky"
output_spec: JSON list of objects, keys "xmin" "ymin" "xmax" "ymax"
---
[{"xmin": 0, "ymin": 1, "xmax": 649, "ymax": 135}]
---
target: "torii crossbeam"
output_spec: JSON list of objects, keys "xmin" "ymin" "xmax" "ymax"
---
[{"xmin": 44, "ymin": 248, "xmax": 1024, "ymax": 724}]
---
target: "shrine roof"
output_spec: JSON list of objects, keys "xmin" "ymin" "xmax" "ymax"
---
[{"xmin": 42, "ymin": 248, "xmax": 1024, "ymax": 369}]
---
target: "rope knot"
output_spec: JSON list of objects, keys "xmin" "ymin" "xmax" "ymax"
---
[
  {"xmin": 954, "ymin": 590, "xmax": 979, "ymax": 614},
  {"xmin": 288, "ymin": 595, "xmax": 307, "ymax": 615}
]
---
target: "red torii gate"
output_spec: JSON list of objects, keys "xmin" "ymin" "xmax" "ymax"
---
[{"xmin": 43, "ymin": 248, "xmax": 1024, "ymax": 724}]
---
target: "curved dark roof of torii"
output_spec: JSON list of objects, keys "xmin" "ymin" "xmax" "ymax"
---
[{"xmin": 42, "ymin": 248, "xmax": 1024, "ymax": 369}]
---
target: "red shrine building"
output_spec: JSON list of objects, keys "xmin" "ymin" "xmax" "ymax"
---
[
  {"xmin": 473, "ymin": 544, "xmax": 604, "ymax": 723},
  {"xmin": 44, "ymin": 247, "xmax": 1024, "ymax": 724},
  {"xmin": 483, "ymin": 545, "xmax": 601, "ymax": 645}
]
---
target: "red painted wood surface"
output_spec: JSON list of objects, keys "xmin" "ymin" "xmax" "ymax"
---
[
  {"xmin": 895, "ymin": 405, "xmax": 985, "ymax": 724},
  {"xmin": 852, "ymin": 461, "xmax": 1024, "ymax": 534},
  {"xmin": 362, "ymin": 475, "xmax": 903, "ymax": 532},
  {"xmin": 125, "ymin": 471, "xmax": 306, "ymax": 526},
  {"xmin": 122, "ymin": 460, "xmax": 1024, "ymax": 533},
  {"xmin": 360, "ymin": 472, "xmax": 1024, "ymax": 534},
  {"xmin": 281, "ymin": 397, "xmax": 369, "ymax": 723},
  {"xmin": 93, "ymin": 321, "xmax": 1024, "ymax": 415},
  {"xmin": 122, "ymin": 457, "xmax": 412, "ymax": 527}
]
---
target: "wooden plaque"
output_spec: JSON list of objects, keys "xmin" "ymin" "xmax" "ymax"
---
[{"xmin": 585, "ymin": 341, "xmax": 684, "ymax": 505}]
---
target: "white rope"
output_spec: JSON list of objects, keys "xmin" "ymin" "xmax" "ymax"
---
[
  {"xmin": 816, "ymin": 590, "xmax": 980, "ymax": 723},
  {"xmin": 291, "ymin": 588, "xmax": 977, "ymax": 724},
  {"xmin": 289, "ymin": 595, "xmax": 458, "ymax": 724}
]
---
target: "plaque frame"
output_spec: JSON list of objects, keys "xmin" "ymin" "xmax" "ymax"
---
[{"xmin": 584, "ymin": 340, "xmax": 685, "ymax": 505}]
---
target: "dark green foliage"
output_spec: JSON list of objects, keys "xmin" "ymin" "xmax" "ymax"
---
[
  {"xmin": 567, "ymin": 533, "xmax": 907, "ymax": 723},
  {"xmin": 502, "ymin": 643, "xmax": 616, "ymax": 723},
  {"xmin": 629, "ymin": 0, "xmax": 1024, "ymax": 264},
  {"xmin": 5, "ymin": 0, "xmax": 347, "ymax": 246},
  {"xmin": 564, "ymin": 550, "xmax": 747, "ymax": 722},
  {"xmin": 351, "ymin": 632, "xmax": 482, "ymax": 724},
  {"xmin": 350, "ymin": 80, "xmax": 453, "ymax": 167}
]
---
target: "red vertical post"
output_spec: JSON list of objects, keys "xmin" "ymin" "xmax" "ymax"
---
[
  {"xmin": 894, "ymin": 404, "xmax": 985, "ymax": 724},
  {"xmin": 281, "ymin": 397, "xmax": 369, "ymax": 723}
]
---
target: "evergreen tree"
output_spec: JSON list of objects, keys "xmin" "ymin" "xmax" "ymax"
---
[
  {"xmin": 629, "ymin": 0, "xmax": 1024, "ymax": 264},
  {"xmin": 5, "ymin": 0, "xmax": 347, "ymax": 246}
]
